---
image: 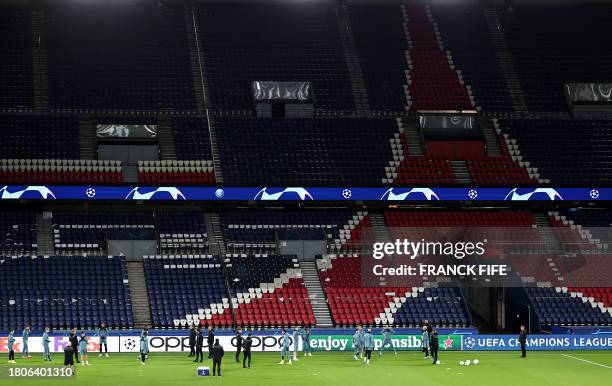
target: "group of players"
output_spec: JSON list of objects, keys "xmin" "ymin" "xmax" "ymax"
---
[
  {"xmin": 351, "ymin": 320, "xmax": 441, "ymax": 365},
  {"xmin": 278, "ymin": 326, "xmax": 313, "ymax": 364},
  {"xmin": 4, "ymin": 322, "xmax": 140, "ymax": 369},
  {"xmin": 6, "ymin": 319, "xmax": 450, "ymax": 372}
]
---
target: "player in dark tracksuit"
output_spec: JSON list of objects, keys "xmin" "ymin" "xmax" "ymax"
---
[
  {"xmin": 519, "ymin": 325, "xmax": 527, "ymax": 358},
  {"xmin": 207, "ymin": 327, "xmax": 215, "ymax": 359},
  {"xmin": 235, "ymin": 329, "xmax": 243, "ymax": 362},
  {"xmin": 242, "ymin": 334, "xmax": 253, "ymax": 368},
  {"xmin": 194, "ymin": 329, "xmax": 204, "ymax": 363},
  {"xmin": 69, "ymin": 329, "xmax": 80, "ymax": 363},
  {"xmin": 430, "ymin": 329, "xmax": 439, "ymax": 365},
  {"xmin": 63, "ymin": 344, "xmax": 74, "ymax": 369},
  {"xmin": 188, "ymin": 326, "xmax": 196, "ymax": 358},
  {"xmin": 210, "ymin": 339, "xmax": 224, "ymax": 377}
]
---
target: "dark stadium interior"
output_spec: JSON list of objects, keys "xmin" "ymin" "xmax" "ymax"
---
[{"xmin": 1, "ymin": 0, "xmax": 612, "ymax": 341}]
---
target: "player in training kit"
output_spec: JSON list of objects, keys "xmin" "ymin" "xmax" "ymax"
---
[
  {"xmin": 63, "ymin": 344, "xmax": 74, "ymax": 370},
  {"xmin": 358, "ymin": 325, "xmax": 366, "ymax": 358},
  {"xmin": 22, "ymin": 325, "xmax": 31, "ymax": 358},
  {"xmin": 235, "ymin": 328, "xmax": 243, "ymax": 362},
  {"xmin": 42, "ymin": 327, "xmax": 52, "ymax": 361},
  {"xmin": 97, "ymin": 322, "xmax": 109, "ymax": 357},
  {"xmin": 421, "ymin": 326, "xmax": 430, "ymax": 359},
  {"xmin": 242, "ymin": 333, "xmax": 253, "ymax": 368},
  {"xmin": 292, "ymin": 326, "xmax": 302, "ymax": 361},
  {"xmin": 8, "ymin": 329, "xmax": 16, "ymax": 363},
  {"xmin": 352, "ymin": 326, "xmax": 363, "ymax": 360},
  {"xmin": 302, "ymin": 327, "xmax": 312, "ymax": 357},
  {"xmin": 430, "ymin": 329, "xmax": 439, "ymax": 365},
  {"xmin": 278, "ymin": 329, "xmax": 292, "ymax": 365},
  {"xmin": 379, "ymin": 325, "xmax": 397, "ymax": 356},
  {"xmin": 362, "ymin": 328, "xmax": 374, "ymax": 365},
  {"xmin": 140, "ymin": 329, "xmax": 149, "ymax": 365},
  {"xmin": 194, "ymin": 328, "xmax": 204, "ymax": 363},
  {"xmin": 79, "ymin": 331, "xmax": 89, "ymax": 366}
]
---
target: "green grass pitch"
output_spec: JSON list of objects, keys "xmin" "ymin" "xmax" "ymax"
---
[{"xmin": 1, "ymin": 351, "xmax": 610, "ymax": 386}]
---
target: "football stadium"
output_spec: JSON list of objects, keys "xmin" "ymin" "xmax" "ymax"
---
[{"xmin": 0, "ymin": 0, "xmax": 611, "ymax": 385}]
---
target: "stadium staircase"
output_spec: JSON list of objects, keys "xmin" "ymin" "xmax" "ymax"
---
[
  {"xmin": 548, "ymin": 211, "xmax": 607, "ymax": 251},
  {"xmin": 369, "ymin": 213, "xmax": 394, "ymax": 286},
  {"xmin": 483, "ymin": 8, "xmax": 528, "ymax": 114},
  {"xmin": 207, "ymin": 119, "xmax": 223, "ymax": 183},
  {"xmin": 78, "ymin": 116, "xmax": 96, "ymax": 160},
  {"xmin": 492, "ymin": 119, "xmax": 542, "ymax": 183},
  {"xmin": 31, "ymin": 8, "xmax": 49, "ymax": 113},
  {"xmin": 369, "ymin": 213, "xmax": 391, "ymax": 243},
  {"xmin": 157, "ymin": 117, "xmax": 177, "ymax": 160},
  {"xmin": 336, "ymin": 2, "xmax": 371, "ymax": 116},
  {"xmin": 35, "ymin": 212, "xmax": 54, "ymax": 256},
  {"xmin": 399, "ymin": 117, "xmax": 424, "ymax": 155},
  {"xmin": 205, "ymin": 212, "xmax": 226, "ymax": 256},
  {"xmin": 481, "ymin": 119, "xmax": 502, "ymax": 156},
  {"xmin": 184, "ymin": 3, "xmax": 222, "ymax": 182},
  {"xmin": 533, "ymin": 212, "xmax": 562, "ymax": 253},
  {"xmin": 300, "ymin": 261, "xmax": 334, "ymax": 327},
  {"xmin": 122, "ymin": 166, "xmax": 138, "ymax": 184},
  {"xmin": 127, "ymin": 261, "xmax": 153, "ymax": 328},
  {"xmin": 450, "ymin": 160, "xmax": 472, "ymax": 184},
  {"xmin": 184, "ymin": 3, "xmax": 207, "ymax": 114}
]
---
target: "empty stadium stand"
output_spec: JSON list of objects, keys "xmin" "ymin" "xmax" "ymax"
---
[
  {"xmin": 156, "ymin": 211, "xmax": 208, "ymax": 254},
  {"xmin": 52, "ymin": 212, "xmax": 155, "ymax": 255},
  {"xmin": 1, "ymin": 159, "xmax": 122, "ymax": 185},
  {"xmin": 403, "ymin": 4, "xmax": 473, "ymax": 112},
  {"xmin": 220, "ymin": 254, "xmax": 315, "ymax": 328},
  {"xmin": 198, "ymin": 3, "xmax": 353, "ymax": 114},
  {"xmin": 0, "ymin": 115, "xmax": 79, "ymax": 159},
  {"xmin": 317, "ymin": 254, "xmax": 470, "ymax": 327},
  {"xmin": 0, "ymin": 7, "xmax": 33, "ymax": 110},
  {"xmin": 501, "ymin": 5, "xmax": 612, "ymax": 111},
  {"xmin": 138, "ymin": 160, "xmax": 215, "ymax": 185},
  {"xmin": 144, "ymin": 254, "xmax": 229, "ymax": 328},
  {"xmin": 0, "ymin": 255, "xmax": 133, "ymax": 330},
  {"xmin": 221, "ymin": 211, "xmax": 363, "ymax": 254},
  {"xmin": 526, "ymin": 287, "xmax": 612, "ymax": 327},
  {"xmin": 0, "ymin": 212, "xmax": 37, "ymax": 255},
  {"xmin": 431, "ymin": 5, "xmax": 513, "ymax": 112},
  {"xmin": 349, "ymin": 5, "xmax": 408, "ymax": 113},
  {"xmin": 500, "ymin": 119, "xmax": 612, "ymax": 184},
  {"xmin": 216, "ymin": 118, "xmax": 396, "ymax": 185},
  {"xmin": 45, "ymin": 1, "xmax": 195, "ymax": 113}
]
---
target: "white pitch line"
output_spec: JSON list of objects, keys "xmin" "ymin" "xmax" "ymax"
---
[{"xmin": 561, "ymin": 354, "xmax": 612, "ymax": 369}]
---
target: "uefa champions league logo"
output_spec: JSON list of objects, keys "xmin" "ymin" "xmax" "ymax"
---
[
  {"xmin": 85, "ymin": 188, "xmax": 96, "ymax": 198},
  {"xmin": 504, "ymin": 188, "xmax": 563, "ymax": 201},
  {"xmin": 467, "ymin": 189, "xmax": 478, "ymax": 199},
  {"xmin": 253, "ymin": 187, "xmax": 314, "ymax": 201},
  {"xmin": 342, "ymin": 189, "xmax": 352, "ymax": 199},
  {"xmin": 125, "ymin": 187, "xmax": 186, "ymax": 200},
  {"xmin": 124, "ymin": 338, "xmax": 137, "ymax": 351},
  {"xmin": 464, "ymin": 336, "xmax": 476, "ymax": 350},
  {"xmin": 0, "ymin": 186, "xmax": 56, "ymax": 200},
  {"xmin": 379, "ymin": 188, "xmax": 440, "ymax": 201}
]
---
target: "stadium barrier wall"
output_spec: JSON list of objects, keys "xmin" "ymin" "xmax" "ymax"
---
[{"xmin": 2, "ymin": 331, "xmax": 611, "ymax": 353}]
